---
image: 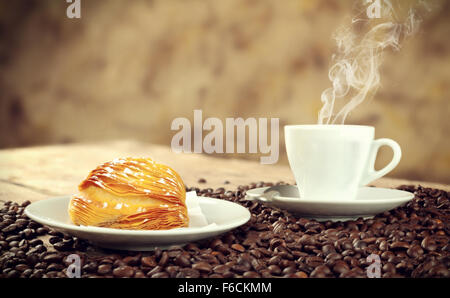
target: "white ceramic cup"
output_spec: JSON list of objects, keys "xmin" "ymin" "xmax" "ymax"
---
[{"xmin": 285, "ymin": 125, "xmax": 401, "ymax": 201}]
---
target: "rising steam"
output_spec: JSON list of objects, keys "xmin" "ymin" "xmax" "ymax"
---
[{"xmin": 318, "ymin": 0, "xmax": 433, "ymax": 124}]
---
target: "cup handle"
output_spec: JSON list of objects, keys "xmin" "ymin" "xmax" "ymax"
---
[{"xmin": 360, "ymin": 138, "xmax": 402, "ymax": 186}]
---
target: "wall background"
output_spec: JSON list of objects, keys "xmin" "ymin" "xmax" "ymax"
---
[{"xmin": 0, "ymin": 0, "xmax": 449, "ymax": 183}]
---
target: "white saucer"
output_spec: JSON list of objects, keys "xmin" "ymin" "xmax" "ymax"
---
[
  {"xmin": 25, "ymin": 196, "xmax": 250, "ymax": 251},
  {"xmin": 245, "ymin": 185, "xmax": 414, "ymax": 221}
]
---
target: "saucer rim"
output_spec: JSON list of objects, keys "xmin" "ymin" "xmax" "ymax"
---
[{"xmin": 246, "ymin": 185, "xmax": 414, "ymax": 205}]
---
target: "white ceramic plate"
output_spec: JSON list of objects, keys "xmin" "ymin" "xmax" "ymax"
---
[
  {"xmin": 25, "ymin": 196, "xmax": 250, "ymax": 251},
  {"xmin": 245, "ymin": 185, "xmax": 414, "ymax": 221}
]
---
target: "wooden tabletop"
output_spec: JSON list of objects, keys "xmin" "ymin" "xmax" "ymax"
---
[{"xmin": 0, "ymin": 140, "xmax": 449, "ymax": 204}]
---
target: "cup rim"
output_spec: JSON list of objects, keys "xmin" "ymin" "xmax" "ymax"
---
[{"xmin": 284, "ymin": 124, "xmax": 374, "ymax": 130}]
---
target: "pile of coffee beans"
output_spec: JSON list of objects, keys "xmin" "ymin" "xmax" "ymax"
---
[{"xmin": 0, "ymin": 183, "xmax": 449, "ymax": 278}]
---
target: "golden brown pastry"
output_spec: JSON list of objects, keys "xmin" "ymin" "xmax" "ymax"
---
[{"xmin": 68, "ymin": 157, "xmax": 188, "ymax": 230}]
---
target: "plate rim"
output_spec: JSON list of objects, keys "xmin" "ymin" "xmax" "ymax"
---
[{"xmin": 24, "ymin": 196, "xmax": 251, "ymax": 236}]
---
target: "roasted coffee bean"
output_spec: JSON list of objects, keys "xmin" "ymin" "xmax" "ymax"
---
[
  {"xmin": 53, "ymin": 241, "xmax": 72, "ymax": 251},
  {"xmin": 213, "ymin": 264, "xmax": 230, "ymax": 274},
  {"xmin": 268, "ymin": 255, "xmax": 281, "ymax": 266},
  {"xmin": 43, "ymin": 254, "xmax": 63, "ymax": 263},
  {"xmin": 34, "ymin": 262, "xmax": 48, "ymax": 270},
  {"xmin": 6, "ymin": 235, "xmax": 21, "ymax": 242},
  {"xmin": 298, "ymin": 235, "xmax": 315, "ymax": 246},
  {"xmin": 391, "ymin": 241, "xmax": 409, "ymax": 250},
  {"xmin": 83, "ymin": 262, "xmax": 98, "ymax": 273},
  {"xmin": 30, "ymin": 244, "xmax": 46, "ymax": 254},
  {"xmin": 98, "ymin": 257, "xmax": 114, "ymax": 265},
  {"xmin": 243, "ymin": 271, "xmax": 260, "ymax": 278},
  {"xmin": 348, "ymin": 258, "xmax": 360, "ymax": 268},
  {"xmin": 429, "ymin": 266, "xmax": 450, "ymax": 278},
  {"xmin": 287, "ymin": 271, "xmax": 308, "ymax": 278},
  {"xmin": 216, "ymin": 244, "xmax": 230, "ymax": 255},
  {"xmin": 215, "ymin": 252, "xmax": 227, "ymax": 264},
  {"xmin": 149, "ymin": 272, "xmax": 168, "ymax": 278},
  {"xmin": 25, "ymin": 254, "xmax": 39, "ymax": 266},
  {"xmin": 21, "ymin": 228, "xmax": 35, "ymax": 239},
  {"xmin": 98, "ymin": 264, "xmax": 112, "ymax": 275},
  {"xmin": 310, "ymin": 265, "xmax": 331, "ymax": 278},
  {"xmin": 362, "ymin": 237, "xmax": 377, "ymax": 244},
  {"xmin": 269, "ymin": 238, "xmax": 284, "ymax": 249},
  {"xmin": 2, "ymin": 224, "xmax": 18, "ymax": 233},
  {"xmin": 380, "ymin": 251, "xmax": 394, "ymax": 260},
  {"xmin": 8, "ymin": 240, "xmax": 19, "ymax": 248},
  {"xmin": 192, "ymin": 262, "xmax": 212, "ymax": 273},
  {"xmin": 28, "ymin": 239, "xmax": 43, "ymax": 247},
  {"xmin": 383, "ymin": 263, "xmax": 396, "ymax": 274},
  {"xmin": 27, "ymin": 222, "xmax": 41, "ymax": 230},
  {"xmin": 249, "ymin": 259, "xmax": 264, "ymax": 272},
  {"xmin": 379, "ymin": 240, "xmax": 388, "ymax": 251},
  {"xmin": 113, "ymin": 266, "xmax": 135, "ymax": 278},
  {"xmin": 230, "ymin": 264, "xmax": 247, "ymax": 274},
  {"xmin": 407, "ymin": 245, "xmax": 424, "ymax": 258},
  {"xmin": 48, "ymin": 230, "xmax": 64, "ymax": 237},
  {"xmin": 123, "ymin": 255, "xmax": 140, "ymax": 266},
  {"xmin": 175, "ymin": 254, "xmax": 190, "ymax": 267},
  {"xmin": 332, "ymin": 260, "xmax": 350, "ymax": 274},
  {"xmin": 180, "ymin": 268, "xmax": 201, "ymax": 278},
  {"xmin": 396, "ymin": 260, "xmax": 413, "ymax": 272},
  {"xmin": 0, "ymin": 240, "xmax": 7, "ymax": 249},
  {"xmin": 15, "ymin": 219, "xmax": 28, "ymax": 229},
  {"xmin": 15, "ymin": 264, "xmax": 29, "ymax": 272},
  {"xmin": 21, "ymin": 268, "xmax": 33, "ymax": 277},
  {"xmin": 17, "ymin": 239, "xmax": 27, "ymax": 249},
  {"xmin": 282, "ymin": 266, "xmax": 296, "ymax": 275},
  {"xmin": 167, "ymin": 250, "xmax": 182, "ymax": 258},
  {"xmin": 324, "ymin": 253, "xmax": 342, "ymax": 266},
  {"xmin": 7, "ymin": 269, "xmax": 20, "ymax": 278},
  {"xmin": 146, "ymin": 265, "xmax": 162, "ymax": 277},
  {"xmin": 209, "ymin": 239, "xmax": 223, "ymax": 249},
  {"xmin": 231, "ymin": 244, "xmax": 245, "ymax": 252},
  {"xmin": 47, "ymin": 263, "xmax": 64, "ymax": 272},
  {"xmin": 322, "ymin": 244, "xmax": 336, "ymax": 255},
  {"xmin": 158, "ymin": 252, "xmax": 169, "ymax": 267},
  {"xmin": 15, "ymin": 250, "xmax": 26, "ymax": 259},
  {"xmin": 113, "ymin": 259, "xmax": 126, "ymax": 268},
  {"xmin": 36, "ymin": 227, "xmax": 49, "ymax": 235},
  {"xmin": 279, "ymin": 259, "xmax": 292, "ymax": 268},
  {"xmin": 306, "ymin": 256, "xmax": 324, "ymax": 267},
  {"xmin": 165, "ymin": 265, "xmax": 180, "ymax": 277},
  {"xmin": 29, "ymin": 269, "xmax": 44, "ymax": 279},
  {"xmin": 141, "ymin": 256, "xmax": 157, "ymax": 268},
  {"xmin": 9, "ymin": 247, "xmax": 21, "ymax": 253},
  {"xmin": 341, "ymin": 249, "xmax": 354, "ymax": 257},
  {"xmin": 264, "ymin": 264, "xmax": 279, "ymax": 275},
  {"xmin": 421, "ymin": 237, "xmax": 438, "ymax": 252},
  {"xmin": 353, "ymin": 240, "xmax": 367, "ymax": 252},
  {"xmin": 49, "ymin": 236, "xmax": 62, "ymax": 245}
]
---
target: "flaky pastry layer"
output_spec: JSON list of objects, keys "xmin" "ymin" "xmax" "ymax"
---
[{"xmin": 68, "ymin": 158, "xmax": 188, "ymax": 230}]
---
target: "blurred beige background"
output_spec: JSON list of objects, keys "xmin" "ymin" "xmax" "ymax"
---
[{"xmin": 0, "ymin": 0, "xmax": 449, "ymax": 183}]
